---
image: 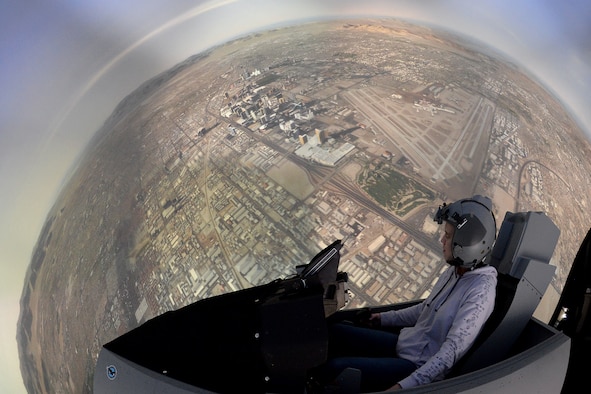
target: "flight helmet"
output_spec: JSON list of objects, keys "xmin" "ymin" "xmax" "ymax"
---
[{"xmin": 434, "ymin": 195, "xmax": 497, "ymax": 268}]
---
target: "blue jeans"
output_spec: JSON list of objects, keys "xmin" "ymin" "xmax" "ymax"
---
[{"xmin": 315, "ymin": 323, "xmax": 417, "ymax": 392}]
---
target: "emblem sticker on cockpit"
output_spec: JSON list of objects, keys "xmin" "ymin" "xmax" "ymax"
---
[{"xmin": 106, "ymin": 365, "xmax": 117, "ymax": 380}]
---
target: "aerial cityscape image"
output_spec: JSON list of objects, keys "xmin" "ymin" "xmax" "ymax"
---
[{"xmin": 2, "ymin": 1, "xmax": 591, "ymax": 393}]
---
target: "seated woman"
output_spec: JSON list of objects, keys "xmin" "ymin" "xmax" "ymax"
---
[{"xmin": 312, "ymin": 195, "xmax": 498, "ymax": 392}]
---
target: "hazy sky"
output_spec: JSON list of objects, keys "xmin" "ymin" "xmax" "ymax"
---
[{"xmin": 1, "ymin": 0, "xmax": 590, "ymax": 392}]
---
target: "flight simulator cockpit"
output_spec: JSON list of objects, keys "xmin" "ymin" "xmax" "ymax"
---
[{"xmin": 94, "ymin": 211, "xmax": 574, "ymax": 393}]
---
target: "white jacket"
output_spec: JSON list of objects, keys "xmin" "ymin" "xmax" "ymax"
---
[{"xmin": 380, "ymin": 264, "xmax": 497, "ymax": 388}]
